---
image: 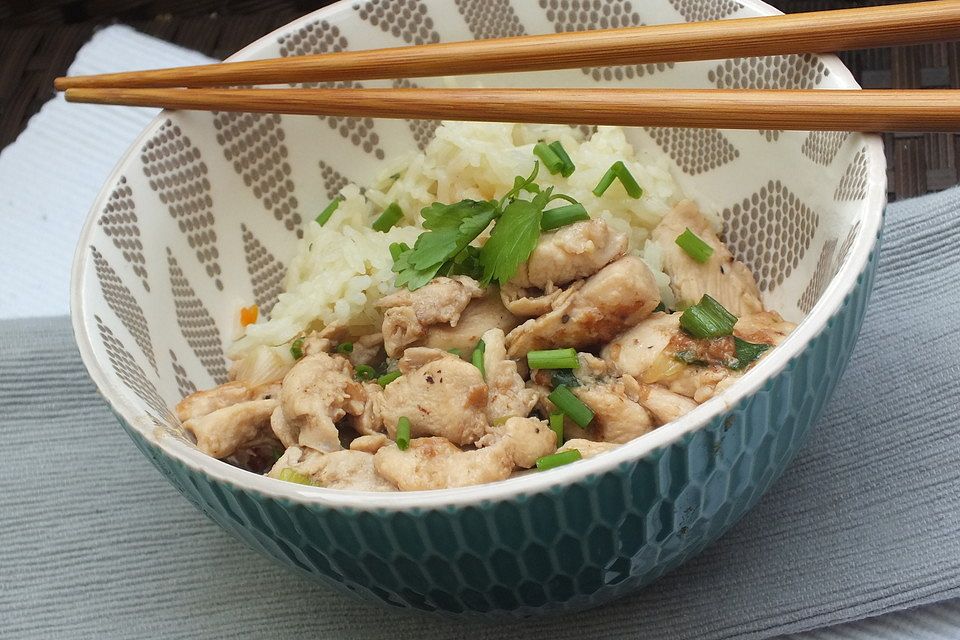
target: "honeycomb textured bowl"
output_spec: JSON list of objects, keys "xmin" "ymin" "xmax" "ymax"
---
[{"xmin": 71, "ymin": 0, "xmax": 886, "ymax": 616}]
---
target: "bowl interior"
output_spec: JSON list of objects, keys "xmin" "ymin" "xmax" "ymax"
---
[{"xmin": 72, "ymin": 0, "xmax": 884, "ymax": 505}]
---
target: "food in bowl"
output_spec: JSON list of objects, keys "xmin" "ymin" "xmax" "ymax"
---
[{"xmin": 174, "ymin": 121, "xmax": 795, "ymax": 491}]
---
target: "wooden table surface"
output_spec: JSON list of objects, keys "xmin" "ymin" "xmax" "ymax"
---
[{"xmin": 1, "ymin": 0, "xmax": 957, "ymax": 200}]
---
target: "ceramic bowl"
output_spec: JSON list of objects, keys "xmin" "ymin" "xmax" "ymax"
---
[{"xmin": 71, "ymin": 0, "xmax": 886, "ymax": 616}]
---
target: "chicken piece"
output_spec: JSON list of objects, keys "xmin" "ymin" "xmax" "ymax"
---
[
  {"xmin": 511, "ymin": 219, "xmax": 628, "ymax": 289},
  {"xmin": 499, "ymin": 281, "xmax": 565, "ymax": 318},
  {"xmin": 374, "ymin": 417, "xmax": 555, "ymax": 490},
  {"xmin": 279, "ymin": 352, "xmax": 366, "ymax": 452},
  {"xmin": 349, "ymin": 382, "xmax": 385, "ymax": 436},
  {"xmin": 176, "ymin": 381, "xmax": 252, "ymax": 422},
  {"xmin": 652, "ymin": 200, "xmax": 763, "ymax": 316},
  {"xmin": 602, "ymin": 312, "xmax": 682, "ymax": 380},
  {"xmin": 557, "ymin": 439, "xmax": 617, "ymax": 460},
  {"xmin": 376, "ymin": 276, "xmax": 485, "ymax": 357},
  {"xmin": 183, "ymin": 398, "xmax": 277, "ymax": 459},
  {"xmin": 506, "ymin": 256, "xmax": 661, "ymax": 358},
  {"xmin": 349, "ymin": 433, "xmax": 391, "ymax": 454},
  {"xmin": 637, "ymin": 384, "xmax": 699, "ymax": 425},
  {"xmin": 735, "ymin": 310, "xmax": 796, "ymax": 346},
  {"xmin": 481, "ymin": 328, "xmax": 538, "ymax": 423},
  {"xmin": 302, "ymin": 324, "xmax": 384, "ymax": 368},
  {"xmin": 269, "ymin": 446, "xmax": 396, "ymax": 492},
  {"xmin": 569, "ymin": 375, "xmax": 655, "ymax": 444},
  {"xmin": 380, "ymin": 348, "xmax": 488, "ymax": 446},
  {"xmin": 415, "ymin": 289, "xmax": 520, "ymax": 354}
]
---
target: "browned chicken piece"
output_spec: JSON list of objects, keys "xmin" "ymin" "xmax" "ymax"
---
[
  {"xmin": 557, "ymin": 439, "xmax": 617, "ymax": 459},
  {"xmin": 505, "ymin": 256, "xmax": 661, "ymax": 358},
  {"xmin": 380, "ymin": 348, "xmax": 488, "ymax": 446},
  {"xmin": 735, "ymin": 310, "xmax": 796, "ymax": 346},
  {"xmin": 481, "ymin": 328, "xmax": 538, "ymax": 423},
  {"xmin": 349, "ymin": 433, "xmax": 391, "ymax": 454},
  {"xmin": 183, "ymin": 398, "xmax": 278, "ymax": 459},
  {"xmin": 269, "ymin": 446, "xmax": 397, "ymax": 492},
  {"xmin": 652, "ymin": 200, "xmax": 764, "ymax": 316},
  {"xmin": 636, "ymin": 384, "xmax": 699, "ymax": 425},
  {"xmin": 279, "ymin": 352, "xmax": 366, "ymax": 452},
  {"xmin": 349, "ymin": 382, "xmax": 385, "ymax": 436},
  {"xmin": 499, "ymin": 281, "xmax": 564, "ymax": 318},
  {"xmin": 176, "ymin": 381, "xmax": 252, "ymax": 422},
  {"xmin": 302, "ymin": 323, "xmax": 385, "ymax": 367},
  {"xmin": 602, "ymin": 312, "xmax": 682, "ymax": 381},
  {"xmin": 374, "ymin": 417, "xmax": 555, "ymax": 490},
  {"xmin": 408, "ymin": 289, "xmax": 519, "ymax": 354},
  {"xmin": 569, "ymin": 375, "xmax": 655, "ymax": 444},
  {"xmin": 376, "ymin": 276, "xmax": 485, "ymax": 357},
  {"xmin": 511, "ymin": 219, "xmax": 628, "ymax": 289}
]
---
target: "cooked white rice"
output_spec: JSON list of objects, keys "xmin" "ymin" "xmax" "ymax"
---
[{"xmin": 230, "ymin": 122, "xmax": 689, "ymax": 358}]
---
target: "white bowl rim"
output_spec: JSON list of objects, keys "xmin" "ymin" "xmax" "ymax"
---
[{"xmin": 71, "ymin": 0, "xmax": 887, "ymax": 511}]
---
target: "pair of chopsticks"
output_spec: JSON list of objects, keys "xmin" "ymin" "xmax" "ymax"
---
[{"xmin": 56, "ymin": 0, "xmax": 960, "ymax": 132}]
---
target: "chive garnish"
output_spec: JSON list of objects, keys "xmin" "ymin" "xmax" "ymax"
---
[
  {"xmin": 593, "ymin": 161, "xmax": 643, "ymax": 198},
  {"xmin": 315, "ymin": 198, "xmax": 342, "ymax": 226},
  {"xmin": 548, "ymin": 141, "xmax": 576, "ymax": 177},
  {"xmin": 533, "ymin": 142, "xmax": 565, "ymax": 175},
  {"xmin": 548, "ymin": 385, "xmax": 594, "ymax": 428},
  {"xmin": 675, "ymin": 228, "xmax": 714, "ymax": 264},
  {"xmin": 536, "ymin": 449, "xmax": 582, "ymax": 471},
  {"xmin": 679, "ymin": 294, "xmax": 737, "ymax": 339},
  {"xmin": 471, "ymin": 339, "xmax": 486, "ymax": 379},
  {"xmin": 396, "ymin": 416, "xmax": 411, "ymax": 450},
  {"xmin": 527, "ymin": 348, "xmax": 580, "ymax": 370},
  {"xmin": 354, "ymin": 364, "xmax": 377, "ymax": 381},
  {"xmin": 372, "ymin": 202, "xmax": 404, "ymax": 232},
  {"xmin": 541, "ymin": 203, "xmax": 590, "ymax": 231},
  {"xmin": 278, "ymin": 468, "xmax": 314, "ymax": 485},
  {"xmin": 377, "ymin": 370, "xmax": 402, "ymax": 387},
  {"xmin": 290, "ymin": 337, "xmax": 305, "ymax": 360},
  {"xmin": 549, "ymin": 412, "xmax": 565, "ymax": 446},
  {"xmin": 729, "ymin": 337, "xmax": 771, "ymax": 370},
  {"xmin": 336, "ymin": 342, "xmax": 354, "ymax": 354}
]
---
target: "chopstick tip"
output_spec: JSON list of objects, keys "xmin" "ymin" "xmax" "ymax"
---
[{"xmin": 54, "ymin": 76, "xmax": 72, "ymax": 91}]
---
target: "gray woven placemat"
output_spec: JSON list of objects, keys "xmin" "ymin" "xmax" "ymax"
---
[{"xmin": 2, "ymin": 186, "xmax": 960, "ymax": 638}]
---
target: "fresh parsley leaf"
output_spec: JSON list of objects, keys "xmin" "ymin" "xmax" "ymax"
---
[
  {"xmin": 409, "ymin": 200, "xmax": 497, "ymax": 270},
  {"xmin": 391, "ymin": 244, "xmax": 438, "ymax": 290},
  {"xmin": 441, "ymin": 246, "xmax": 483, "ymax": 280},
  {"xmin": 480, "ymin": 189, "xmax": 550, "ymax": 285}
]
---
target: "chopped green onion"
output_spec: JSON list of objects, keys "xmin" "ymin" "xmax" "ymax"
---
[
  {"xmin": 336, "ymin": 342, "xmax": 353, "ymax": 354},
  {"xmin": 278, "ymin": 468, "xmax": 314, "ymax": 485},
  {"xmin": 536, "ymin": 449, "xmax": 582, "ymax": 471},
  {"xmin": 315, "ymin": 198, "xmax": 342, "ymax": 226},
  {"xmin": 378, "ymin": 370, "xmax": 402, "ymax": 387},
  {"xmin": 729, "ymin": 337, "xmax": 771, "ymax": 370},
  {"xmin": 372, "ymin": 202, "xmax": 404, "ymax": 232},
  {"xmin": 527, "ymin": 348, "xmax": 580, "ymax": 370},
  {"xmin": 549, "ymin": 412, "xmax": 565, "ymax": 446},
  {"xmin": 447, "ymin": 348, "xmax": 463, "ymax": 357},
  {"xmin": 548, "ymin": 385, "xmax": 594, "ymax": 428},
  {"xmin": 290, "ymin": 337, "xmax": 305, "ymax": 360},
  {"xmin": 675, "ymin": 228, "xmax": 714, "ymax": 264},
  {"xmin": 679, "ymin": 294, "xmax": 738, "ymax": 339},
  {"xmin": 533, "ymin": 142, "xmax": 565, "ymax": 175},
  {"xmin": 354, "ymin": 364, "xmax": 377, "ymax": 381},
  {"xmin": 548, "ymin": 141, "xmax": 576, "ymax": 177},
  {"xmin": 396, "ymin": 416, "xmax": 411, "ymax": 450},
  {"xmin": 471, "ymin": 339, "xmax": 486, "ymax": 379},
  {"xmin": 593, "ymin": 161, "xmax": 643, "ymax": 198},
  {"xmin": 551, "ymin": 369, "xmax": 580, "ymax": 388},
  {"xmin": 541, "ymin": 203, "xmax": 589, "ymax": 231},
  {"xmin": 389, "ymin": 242, "xmax": 410, "ymax": 261}
]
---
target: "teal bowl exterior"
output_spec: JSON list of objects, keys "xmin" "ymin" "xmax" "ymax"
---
[{"xmin": 114, "ymin": 238, "xmax": 879, "ymax": 616}]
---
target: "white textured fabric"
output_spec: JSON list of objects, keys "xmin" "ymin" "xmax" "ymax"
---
[
  {"xmin": 1, "ymin": 24, "xmax": 959, "ymax": 640},
  {"xmin": 0, "ymin": 26, "xmax": 213, "ymax": 319}
]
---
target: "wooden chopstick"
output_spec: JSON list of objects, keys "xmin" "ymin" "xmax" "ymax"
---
[
  {"xmin": 55, "ymin": 1, "xmax": 960, "ymax": 90},
  {"xmin": 64, "ymin": 87, "xmax": 960, "ymax": 132}
]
